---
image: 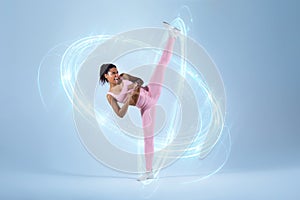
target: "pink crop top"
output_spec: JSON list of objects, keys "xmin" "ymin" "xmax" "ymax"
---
[{"xmin": 107, "ymin": 79, "xmax": 134, "ymax": 103}]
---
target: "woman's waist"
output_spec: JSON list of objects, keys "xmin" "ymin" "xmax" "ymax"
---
[{"xmin": 133, "ymin": 86, "xmax": 149, "ymax": 107}]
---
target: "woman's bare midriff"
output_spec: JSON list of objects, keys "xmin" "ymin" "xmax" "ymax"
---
[{"xmin": 129, "ymin": 87, "xmax": 140, "ymax": 106}]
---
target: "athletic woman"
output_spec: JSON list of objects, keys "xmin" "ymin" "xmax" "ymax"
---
[{"xmin": 99, "ymin": 22, "xmax": 179, "ymax": 181}]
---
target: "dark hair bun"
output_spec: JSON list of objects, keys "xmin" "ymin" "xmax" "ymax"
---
[{"xmin": 99, "ymin": 63, "xmax": 117, "ymax": 85}]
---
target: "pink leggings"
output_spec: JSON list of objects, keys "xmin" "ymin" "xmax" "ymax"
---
[{"xmin": 140, "ymin": 36, "xmax": 176, "ymax": 171}]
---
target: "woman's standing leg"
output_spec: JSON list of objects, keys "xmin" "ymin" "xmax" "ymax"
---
[{"xmin": 141, "ymin": 107, "xmax": 156, "ymax": 172}]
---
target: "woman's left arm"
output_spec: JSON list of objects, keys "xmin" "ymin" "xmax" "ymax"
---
[{"xmin": 121, "ymin": 73, "xmax": 144, "ymax": 86}]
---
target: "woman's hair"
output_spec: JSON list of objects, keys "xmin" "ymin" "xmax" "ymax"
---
[{"xmin": 99, "ymin": 63, "xmax": 117, "ymax": 85}]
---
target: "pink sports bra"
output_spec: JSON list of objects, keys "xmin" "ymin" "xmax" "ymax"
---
[
  {"xmin": 107, "ymin": 79, "xmax": 134, "ymax": 103},
  {"xmin": 107, "ymin": 79, "xmax": 149, "ymax": 109}
]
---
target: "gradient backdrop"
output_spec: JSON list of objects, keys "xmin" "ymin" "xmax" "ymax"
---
[{"xmin": 1, "ymin": 0, "xmax": 299, "ymax": 199}]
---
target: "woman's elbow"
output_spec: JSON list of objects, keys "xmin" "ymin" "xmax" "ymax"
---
[{"xmin": 117, "ymin": 113, "xmax": 125, "ymax": 118}]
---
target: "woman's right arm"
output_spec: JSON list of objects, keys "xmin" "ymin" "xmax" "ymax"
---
[{"xmin": 106, "ymin": 94, "xmax": 131, "ymax": 118}]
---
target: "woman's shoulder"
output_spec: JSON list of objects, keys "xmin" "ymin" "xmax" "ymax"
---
[
  {"xmin": 120, "ymin": 74, "xmax": 133, "ymax": 84},
  {"xmin": 120, "ymin": 73, "xmax": 129, "ymax": 79},
  {"xmin": 120, "ymin": 73, "xmax": 134, "ymax": 80}
]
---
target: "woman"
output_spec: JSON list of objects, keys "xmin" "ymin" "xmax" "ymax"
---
[{"xmin": 99, "ymin": 22, "xmax": 180, "ymax": 181}]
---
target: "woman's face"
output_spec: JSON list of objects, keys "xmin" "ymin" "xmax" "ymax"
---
[{"xmin": 105, "ymin": 67, "xmax": 120, "ymax": 84}]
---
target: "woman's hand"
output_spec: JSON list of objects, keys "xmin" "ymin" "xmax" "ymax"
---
[{"xmin": 127, "ymin": 82, "xmax": 139, "ymax": 90}]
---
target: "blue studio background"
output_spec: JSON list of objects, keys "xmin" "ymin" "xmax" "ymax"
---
[{"xmin": 1, "ymin": 0, "xmax": 299, "ymax": 199}]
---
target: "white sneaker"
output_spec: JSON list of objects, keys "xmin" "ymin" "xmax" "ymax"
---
[
  {"xmin": 163, "ymin": 21, "xmax": 181, "ymax": 38},
  {"xmin": 137, "ymin": 171, "xmax": 154, "ymax": 181}
]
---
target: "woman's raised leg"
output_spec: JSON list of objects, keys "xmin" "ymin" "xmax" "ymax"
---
[{"xmin": 139, "ymin": 24, "xmax": 179, "ymax": 178}]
